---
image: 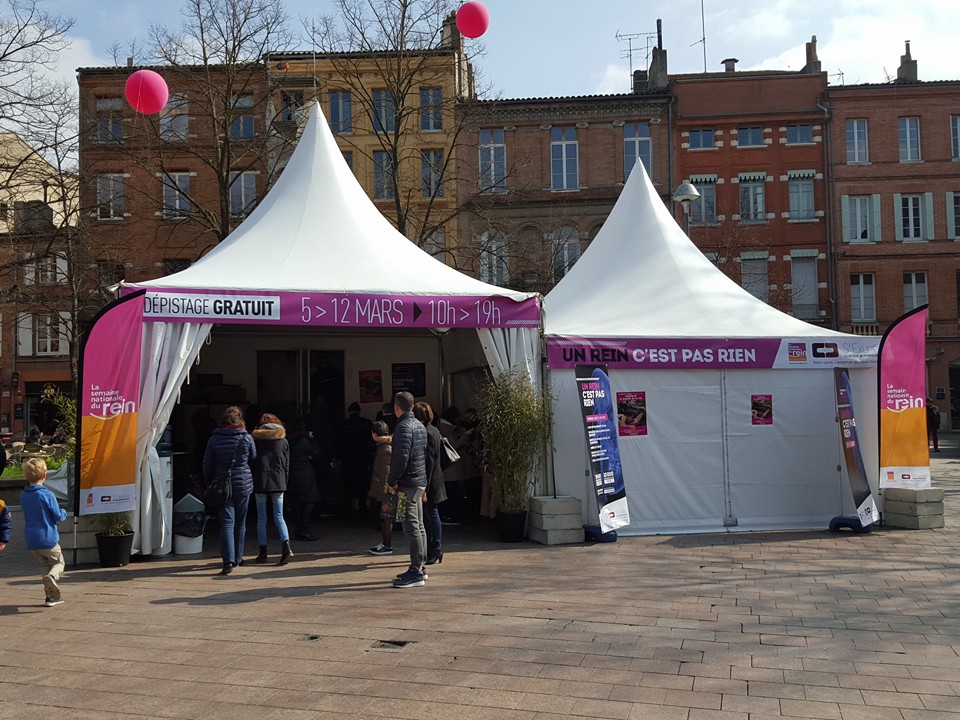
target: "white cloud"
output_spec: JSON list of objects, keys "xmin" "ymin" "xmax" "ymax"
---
[{"xmin": 593, "ymin": 63, "xmax": 630, "ymax": 95}]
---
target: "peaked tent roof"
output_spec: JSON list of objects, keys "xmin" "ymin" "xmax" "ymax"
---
[
  {"xmin": 130, "ymin": 103, "xmax": 531, "ymax": 301},
  {"xmin": 544, "ymin": 162, "xmax": 846, "ymax": 339}
]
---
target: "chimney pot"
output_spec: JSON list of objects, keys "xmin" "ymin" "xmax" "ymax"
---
[{"xmin": 721, "ymin": 57, "xmax": 739, "ymax": 72}]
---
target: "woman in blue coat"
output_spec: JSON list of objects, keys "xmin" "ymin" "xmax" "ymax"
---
[{"xmin": 203, "ymin": 405, "xmax": 256, "ymax": 575}]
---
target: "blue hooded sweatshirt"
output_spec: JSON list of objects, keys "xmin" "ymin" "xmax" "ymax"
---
[{"xmin": 20, "ymin": 484, "xmax": 67, "ymax": 551}]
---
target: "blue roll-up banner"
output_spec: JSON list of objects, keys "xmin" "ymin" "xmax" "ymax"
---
[{"xmin": 575, "ymin": 365, "xmax": 629, "ymax": 532}]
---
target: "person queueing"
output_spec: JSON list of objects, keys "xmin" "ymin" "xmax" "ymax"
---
[
  {"xmin": 287, "ymin": 419, "xmax": 322, "ymax": 541},
  {"xmin": 388, "ymin": 392, "xmax": 428, "ymax": 588},
  {"xmin": 367, "ymin": 421, "xmax": 394, "ymax": 555},
  {"xmin": 413, "ymin": 402, "xmax": 447, "ymax": 566},
  {"xmin": 20, "ymin": 458, "xmax": 68, "ymax": 606},
  {"xmin": 252, "ymin": 412, "xmax": 293, "ymax": 565},
  {"xmin": 203, "ymin": 405, "xmax": 256, "ymax": 575}
]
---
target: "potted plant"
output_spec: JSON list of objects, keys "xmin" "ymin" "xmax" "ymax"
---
[
  {"xmin": 476, "ymin": 368, "xmax": 550, "ymax": 541},
  {"xmin": 94, "ymin": 511, "xmax": 135, "ymax": 567}
]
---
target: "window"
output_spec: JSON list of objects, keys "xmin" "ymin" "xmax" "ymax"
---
[
  {"xmin": 952, "ymin": 116, "xmax": 960, "ymax": 160},
  {"xmin": 97, "ymin": 260, "xmax": 125, "ymax": 285},
  {"xmin": 737, "ymin": 125, "xmax": 763, "ymax": 146},
  {"xmin": 161, "ymin": 173, "xmax": 191, "ymax": 219},
  {"xmin": 419, "ymin": 88, "xmax": 442, "ymax": 131},
  {"xmin": 845, "ymin": 195, "xmax": 877, "ymax": 242},
  {"xmin": 280, "ymin": 91, "xmax": 304, "ymax": 122},
  {"xmin": 230, "ymin": 95, "xmax": 255, "ymax": 139},
  {"xmin": 850, "ymin": 273, "xmax": 876, "ymax": 322},
  {"xmin": 373, "ymin": 151, "xmax": 396, "ymax": 200},
  {"xmin": 900, "ymin": 194, "xmax": 923, "ymax": 240},
  {"xmin": 846, "ymin": 119, "xmax": 868, "ymax": 163},
  {"xmin": 160, "ymin": 95, "xmax": 189, "ymax": 140},
  {"xmin": 479, "ymin": 231, "xmax": 508, "ymax": 285},
  {"xmin": 342, "ymin": 151, "xmax": 353, "ymax": 173},
  {"xmin": 421, "ymin": 149, "xmax": 444, "ymax": 198},
  {"xmin": 372, "ymin": 90, "xmax": 395, "ymax": 133},
  {"xmin": 688, "ymin": 128, "xmax": 715, "ymax": 149},
  {"xmin": 791, "ymin": 256, "xmax": 819, "ymax": 319},
  {"xmin": 479, "ymin": 128, "xmax": 506, "ymax": 192},
  {"xmin": 18, "ymin": 312, "xmax": 69, "ymax": 357},
  {"xmin": 163, "ymin": 259, "xmax": 191, "ymax": 275},
  {"xmin": 550, "ymin": 126, "xmax": 578, "ymax": 191},
  {"xmin": 229, "ymin": 171, "xmax": 257, "ymax": 216},
  {"xmin": 690, "ymin": 177, "xmax": 716, "ymax": 224},
  {"xmin": 954, "ymin": 192, "xmax": 960, "ymax": 237},
  {"xmin": 96, "ymin": 174, "xmax": 124, "ymax": 219},
  {"xmin": 96, "ymin": 97, "xmax": 123, "ymax": 142},
  {"xmin": 423, "ymin": 229, "xmax": 445, "ymax": 259},
  {"xmin": 786, "ymin": 124, "xmax": 812, "ymax": 144},
  {"xmin": 23, "ymin": 253, "xmax": 67, "ymax": 286},
  {"xmin": 329, "ymin": 90, "xmax": 352, "ymax": 133},
  {"xmin": 740, "ymin": 257, "xmax": 768, "ymax": 301},
  {"xmin": 552, "ymin": 226, "xmax": 581, "ymax": 281},
  {"xmin": 899, "ymin": 117, "xmax": 921, "ymax": 161},
  {"xmin": 623, "ymin": 122, "xmax": 651, "ymax": 181},
  {"xmin": 788, "ymin": 173, "xmax": 815, "ymax": 219},
  {"xmin": 904, "ymin": 271, "xmax": 928, "ymax": 311},
  {"xmin": 738, "ymin": 174, "xmax": 766, "ymax": 222}
]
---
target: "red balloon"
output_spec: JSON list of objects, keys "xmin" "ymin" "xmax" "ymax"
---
[
  {"xmin": 456, "ymin": 1, "xmax": 490, "ymax": 39},
  {"xmin": 124, "ymin": 69, "xmax": 169, "ymax": 115}
]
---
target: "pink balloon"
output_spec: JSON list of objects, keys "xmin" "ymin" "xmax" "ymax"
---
[
  {"xmin": 456, "ymin": 1, "xmax": 490, "ymax": 39},
  {"xmin": 124, "ymin": 69, "xmax": 169, "ymax": 115}
]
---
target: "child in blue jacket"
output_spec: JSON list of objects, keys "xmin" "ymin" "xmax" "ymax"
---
[
  {"xmin": 0, "ymin": 496, "xmax": 11, "ymax": 552},
  {"xmin": 20, "ymin": 458, "xmax": 67, "ymax": 606}
]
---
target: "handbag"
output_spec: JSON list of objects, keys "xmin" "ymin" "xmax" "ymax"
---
[
  {"xmin": 204, "ymin": 438, "xmax": 242, "ymax": 507},
  {"xmin": 440, "ymin": 436, "xmax": 461, "ymax": 470}
]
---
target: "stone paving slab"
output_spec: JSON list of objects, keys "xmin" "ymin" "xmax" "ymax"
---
[{"xmin": 1, "ymin": 440, "xmax": 960, "ymax": 719}]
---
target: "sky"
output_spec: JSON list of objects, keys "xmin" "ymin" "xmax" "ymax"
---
[{"xmin": 47, "ymin": 0, "xmax": 955, "ymax": 98}]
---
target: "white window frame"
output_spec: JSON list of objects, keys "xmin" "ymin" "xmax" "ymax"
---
[
  {"xmin": 550, "ymin": 126, "xmax": 579, "ymax": 191},
  {"xmin": 690, "ymin": 179, "xmax": 716, "ymax": 224},
  {"xmin": 419, "ymin": 88, "xmax": 442, "ymax": 131},
  {"xmin": 786, "ymin": 124, "xmax": 812, "ymax": 144},
  {"xmin": 899, "ymin": 116, "xmax": 921, "ymax": 161},
  {"xmin": 623, "ymin": 122, "xmax": 651, "ymax": 181},
  {"xmin": 373, "ymin": 150, "xmax": 396, "ymax": 200},
  {"xmin": 421, "ymin": 149, "xmax": 444, "ymax": 198},
  {"xmin": 846, "ymin": 119, "xmax": 868, "ymax": 163},
  {"xmin": 790, "ymin": 255, "xmax": 819, "ymax": 319},
  {"xmin": 850, "ymin": 273, "xmax": 876, "ymax": 322},
  {"xmin": 737, "ymin": 125, "xmax": 763, "ymax": 146},
  {"xmin": 900, "ymin": 194, "xmax": 923, "ymax": 240},
  {"xmin": 329, "ymin": 90, "xmax": 352, "ymax": 133},
  {"xmin": 160, "ymin": 95, "xmax": 189, "ymax": 140},
  {"xmin": 479, "ymin": 128, "xmax": 506, "ymax": 193},
  {"xmin": 788, "ymin": 177, "xmax": 815, "ymax": 219},
  {"xmin": 903, "ymin": 271, "xmax": 928, "ymax": 311},
  {"xmin": 161, "ymin": 173, "xmax": 191, "ymax": 219},
  {"xmin": 738, "ymin": 176, "xmax": 766, "ymax": 222},
  {"xmin": 689, "ymin": 128, "xmax": 715, "ymax": 149},
  {"xmin": 23, "ymin": 252, "xmax": 68, "ymax": 286},
  {"xmin": 552, "ymin": 226, "xmax": 581, "ymax": 281},
  {"xmin": 230, "ymin": 95, "xmax": 255, "ymax": 139},
  {"xmin": 96, "ymin": 174, "xmax": 125, "ymax": 220},
  {"xmin": 479, "ymin": 231, "xmax": 509, "ymax": 285},
  {"xmin": 740, "ymin": 256, "xmax": 769, "ymax": 301},
  {"xmin": 952, "ymin": 116, "xmax": 960, "ymax": 161},
  {"xmin": 372, "ymin": 90, "xmax": 395, "ymax": 133},
  {"xmin": 96, "ymin": 97, "xmax": 123, "ymax": 142},
  {"xmin": 229, "ymin": 171, "xmax": 257, "ymax": 216},
  {"xmin": 17, "ymin": 312, "xmax": 70, "ymax": 357}
]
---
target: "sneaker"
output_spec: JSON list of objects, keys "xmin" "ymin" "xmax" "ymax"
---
[
  {"xmin": 395, "ymin": 571, "xmax": 428, "ymax": 580},
  {"xmin": 368, "ymin": 544, "xmax": 393, "ymax": 556},
  {"xmin": 440, "ymin": 519, "xmax": 461, "ymax": 526},
  {"xmin": 44, "ymin": 598, "xmax": 64, "ymax": 607},
  {"xmin": 392, "ymin": 573, "xmax": 426, "ymax": 588}
]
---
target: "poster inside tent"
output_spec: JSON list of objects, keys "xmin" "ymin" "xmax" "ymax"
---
[
  {"xmin": 751, "ymin": 394, "xmax": 773, "ymax": 425},
  {"xmin": 392, "ymin": 363, "xmax": 426, "ymax": 397},
  {"xmin": 575, "ymin": 365, "xmax": 629, "ymax": 532},
  {"xmin": 616, "ymin": 391, "xmax": 647, "ymax": 436},
  {"xmin": 358, "ymin": 369, "xmax": 384, "ymax": 403}
]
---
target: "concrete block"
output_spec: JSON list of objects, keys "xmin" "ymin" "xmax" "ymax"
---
[
  {"xmin": 883, "ymin": 500, "xmax": 944, "ymax": 517},
  {"xmin": 529, "ymin": 510, "xmax": 583, "ymax": 531},
  {"xmin": 529, "ymin": 496, "xmax": 582, "ymax": 516},
  {"xmin": 528, "ymin": 525, "xmax": 585, "ymax": 545},
  {"xmin": 884, "ymin": 487, "xmax": 944, "ymax": 503},
  {"xmin": 883, "ymin": 513, "xmax": 945, "ymax": 530}
]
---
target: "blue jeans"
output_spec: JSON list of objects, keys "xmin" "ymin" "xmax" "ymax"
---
[
  {"xmin": 423, "ymin": 501, "xmax": 442, "ymax": 560},
  {"xmin": 219, "ymin": 492, "xmax": 250, "ymax": 566},
  {"xmin": 399, "ymin": 486, "xmax": 426, "ymax": 575},
  {"xmin": 255, "ymin": 492, "xmax": 290, "ymax": 545}
]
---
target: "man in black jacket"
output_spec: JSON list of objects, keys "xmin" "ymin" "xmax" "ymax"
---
[{"xmin": 388, "ymin": 391, "xmax": 428, "ymax": 588}]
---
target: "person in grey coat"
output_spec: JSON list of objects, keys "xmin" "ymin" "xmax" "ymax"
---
[
  {"xmin": 388, "ymin": 392, "xmax": 428, "ymax": 588},
  {"xmin": 414, "ymin": 402, "xmax": 447, "ymax": 566},
  {"xmin": 203, "ymin": 405, "xmax": 256, "ymax": 575}
]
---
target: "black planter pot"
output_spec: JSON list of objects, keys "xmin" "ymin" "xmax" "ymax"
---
[
  {"xmin": 496, "ymin": 510, "xmax": 527, "ymax": 542},
  {"xmin": 96, "ymin": 532, "xmax": 134, "ymax": 567}
]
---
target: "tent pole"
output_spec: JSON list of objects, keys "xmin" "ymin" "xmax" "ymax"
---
[{"xmin": 720, "ymin": 370, "xmax": 738, "ymax": 528}]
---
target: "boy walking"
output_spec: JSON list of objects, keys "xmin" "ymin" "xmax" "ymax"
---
[
  {"xmin": 20, "ymin": 458, "xmax": 67, "ymax": 606},
  {"xmin": 0, "ymin": 495, "xmax": 11, "ymax": 553}
]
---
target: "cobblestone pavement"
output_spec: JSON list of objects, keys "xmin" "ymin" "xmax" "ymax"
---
[{"xmin": 1, "ymin": 441, "xmax": 958, "ymax": 720}]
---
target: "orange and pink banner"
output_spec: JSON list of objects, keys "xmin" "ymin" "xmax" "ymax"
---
[
  {"xmin": 878, "ymin": 306, "xmax": 930, "ymax": 489},
  {"xmin": 76, "ymin": 292, "xmax": 145, "ymax": 515}
]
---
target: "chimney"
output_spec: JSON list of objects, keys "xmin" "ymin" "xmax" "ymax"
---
[
  {"xmin": 648, "ymin": 46, "xmax": 668, "ymax": 90},
  {"xmin": 897, "ymin": 40, "xmax": 917, "ymax": 82},
  {"xmin": 126, "ymin": 57, "xmax": 133, "ymax": 68},
  {"xmin": 721, "ymin": 57, "xmax": 738, "ymax": 73},
  {"xmin": 802, "ymin": 35, "xmax": 821, "ymax": 74},
  {"xmin": 440, "ymin": 11, "xmax": 462, "ymax": 50},
  {"xmin": 633, "ymin": 69, "xmax": 648, "ymax": 93}
]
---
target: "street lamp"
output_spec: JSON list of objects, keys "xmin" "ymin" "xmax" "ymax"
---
[{"xmin": 672, "ymin": 181, "xmax": 701, "ymax": 236}]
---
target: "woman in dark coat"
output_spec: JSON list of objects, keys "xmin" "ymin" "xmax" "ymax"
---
[
  {"xmin": 413, "ymin": 402, "xmax": 447, "ymax": 565},
  {"xmin": 287, "ymin": 419, "xmax": 322, "ymax": 541},
  {"xmin": 252, "ymin": 412, "xmax": 292, "ymax": 565},
  {"xmin": 203, "ymin": 405, "xmax": 256, "ymax": 575}
]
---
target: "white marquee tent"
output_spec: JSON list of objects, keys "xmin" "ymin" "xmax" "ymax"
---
[
  {"xmin": 544, "ymin": 164, "xmax": 880, "ymax": 535},
  {"xmin": 108, "ymin": 103, "xmax": 539, "ymax": 554}
]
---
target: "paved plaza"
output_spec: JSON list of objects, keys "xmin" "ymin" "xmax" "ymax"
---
[{"xmin": 1, "ymin": 443, "xmax": 959, "ymax": 720}]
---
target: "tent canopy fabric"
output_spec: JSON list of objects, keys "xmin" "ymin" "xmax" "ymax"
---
[
  {"xmin": 544, "ymin": 163, "xmax": 846, "ymax": 339},
  {"xmin": 130, "ymin": 102, "xmax": 531, "ymax": 302}
]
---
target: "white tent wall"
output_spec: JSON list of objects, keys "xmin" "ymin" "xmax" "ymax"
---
[{"xmin": 551, "ymin": 366, "xmax": 880, "ymax": 536}]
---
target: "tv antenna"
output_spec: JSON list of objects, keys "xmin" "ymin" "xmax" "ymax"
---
[
  {"xmin": 617, "ymin": 30, "xmax": 658, "ymax": 77},
  {"xmin": 689, "ymin": 0, "xmax": 708, "ymax": 73},
  {"xmin": 830, "ymin": 69, "xmax": 845, "ymax": 85}
]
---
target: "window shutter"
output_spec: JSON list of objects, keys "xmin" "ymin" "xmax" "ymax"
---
[
  {"xmin": 924, "ymin": 192, "xmax": 935, "ymax": 240},
  {"xmin": 947, "ymin": 192, "xmax": 956, "ymax": 239},
  {"xmin": 893, "ymin": 193, "xmax": 903, "ymax": 241},
  {"xmin": 56, "ymin": 254, "xmax": 68, "ymax": 282},
  {"xmin": 840, "ymin": 195, "xmax": 850, "ymax": 241},
  {"xmin": 871, "ymin": 194, "xmax": 882, "ymax": 242},
  {"xmin": 17, "ymin": 313, "xmax": 33, "ymax": 356},
  {"xmin": 57, "ymin": 311, "xmax": 70, "ymax": 356}
]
